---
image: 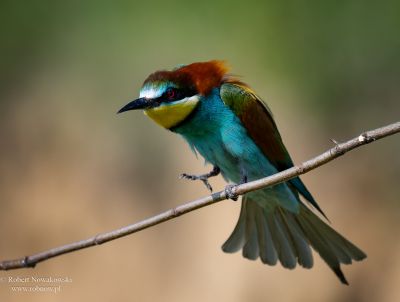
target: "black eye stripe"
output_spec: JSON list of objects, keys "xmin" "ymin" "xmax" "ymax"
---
[{"xmin": 159, "ymin": 87, "xmax": 196, "ymax": 103}]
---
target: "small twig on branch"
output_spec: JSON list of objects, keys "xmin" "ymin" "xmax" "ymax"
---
[{"xmin": 1, "ymin": 121, "xmax": 399, "ymax": 271}]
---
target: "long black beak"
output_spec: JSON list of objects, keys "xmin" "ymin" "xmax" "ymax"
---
[{"xmin": 117, "ymin": 98, "xmax": 153, "ymax": 114}]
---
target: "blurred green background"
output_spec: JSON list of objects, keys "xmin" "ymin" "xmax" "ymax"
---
[{"xmin": 1, "ymin": 1, "xmax": 399, "ymax": 301}]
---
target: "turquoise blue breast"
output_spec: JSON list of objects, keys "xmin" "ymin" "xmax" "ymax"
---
[{"xmin": 173, "ymin": 88, "xmax": 299, "ymax": 213}]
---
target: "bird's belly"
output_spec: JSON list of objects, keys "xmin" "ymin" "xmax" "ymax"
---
[
  {"xmin": 184, "ymin": 132, "xmax": 298, "ymax": 211},
  {"xmin": 178, "ymin": 118, "xmax": 275, "ymax": 180},
  {"xmin": 173, "ymin": 91, "xmax": 299, "ymax": 212}
]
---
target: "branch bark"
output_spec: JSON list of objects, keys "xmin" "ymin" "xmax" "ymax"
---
[{"xmin": 1, "ymin": 121, "xmax": 399, "ymax": 271}]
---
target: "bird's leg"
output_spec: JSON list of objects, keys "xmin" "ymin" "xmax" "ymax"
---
[
  {"xmin": 180, "ymin": 166, "xmax": 220, "ymax": 192},
  {"xmin": 224, "ymin": 166, "xmax": 248, "ymax": 201}
]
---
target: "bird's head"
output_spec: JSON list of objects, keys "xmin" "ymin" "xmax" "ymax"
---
[{"xmin": 118, "ymin": 60, "xmax": 229, "ymax": 129}]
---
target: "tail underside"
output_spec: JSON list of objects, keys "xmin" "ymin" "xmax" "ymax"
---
[{"xmin": 222, "ymin": 197, "xmax": 367, "ymax": 284}]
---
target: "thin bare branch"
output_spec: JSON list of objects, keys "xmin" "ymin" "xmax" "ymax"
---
[{"xmin": 1, "ymin": 121, "xmax": 399, "ymax": 271}]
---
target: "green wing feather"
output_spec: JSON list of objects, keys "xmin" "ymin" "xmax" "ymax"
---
[{"xmin": 220, "ymin": 82, "xmax": 327, "ymax": 218}]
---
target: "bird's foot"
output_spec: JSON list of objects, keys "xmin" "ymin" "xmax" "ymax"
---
[
  {"xmin": 180, "ymin": 166, "xmax": 220, "ymax": 192},
  {"xmin": 224, "ymin": 184, "xmax": 239, "ymax": 201},
  {"xmin": 224, "ymin": 173, "xmax": 247, "ymax": 201},
  {"xmin": 180, "ymin": 173, "xmax": 214, "ymax": 192}
]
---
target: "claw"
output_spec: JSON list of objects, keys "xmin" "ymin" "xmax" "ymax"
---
[
  {"xmin": 224, "ymin": 166, "xmax": 247, "ymax": 201},
  {"xmin": 224, "ymin": 184, "xmax": 239, "ymax": 201},
  {"xmin": 201, "ymin": 179, "xmax": 213, "ymax": 192},
  {"xmin": 179, "ymin": 173, "xmax": 198, "ymax": 181},
  {"xmin": 179, "ymin": 166, "xmax": 220, "ymax": 192}
]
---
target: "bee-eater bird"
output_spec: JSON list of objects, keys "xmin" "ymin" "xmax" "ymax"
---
[{"xmin": 118, "ymin": 60, "xmax": 366, "ymax": 284}]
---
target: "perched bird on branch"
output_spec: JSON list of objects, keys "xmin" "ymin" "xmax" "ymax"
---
[{"xmin": 118, "ymin": 60, "xmax": 366, "ymax": 284}]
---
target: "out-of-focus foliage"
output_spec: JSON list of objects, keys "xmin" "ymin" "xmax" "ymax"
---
[{"xmin": 0, "ymin": 1, "xmax": 399, "ymax": 302}]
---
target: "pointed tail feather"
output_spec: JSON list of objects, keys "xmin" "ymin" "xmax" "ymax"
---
[{"xmin": 222, "ymin": 197, "xmax": 366, "ymax": 284}]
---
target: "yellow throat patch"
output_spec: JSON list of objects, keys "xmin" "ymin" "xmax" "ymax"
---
[{"xmin": 144, "ymin": 96, "xmax": 199, "ymax": 129}]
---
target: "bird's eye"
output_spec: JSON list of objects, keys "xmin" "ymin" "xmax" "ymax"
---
[{"xmin": 165, "ymin": 88, "xmax": 176, "ymax": 100}]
